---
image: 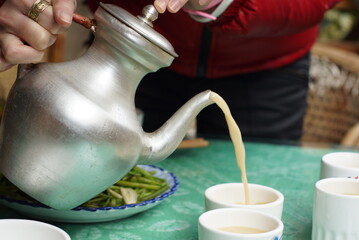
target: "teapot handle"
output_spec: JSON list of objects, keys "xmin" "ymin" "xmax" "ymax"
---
[{"xmin": 72, "ymin": 13, "xmax": 96, "ymax": 33}]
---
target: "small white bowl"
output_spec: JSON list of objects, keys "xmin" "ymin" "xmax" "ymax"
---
[
  {"xmin": 312, "ymin": 178, "xmax": 359, "ymax": 240},
  {"xmin": 320, "ymin": 152, "xmax": 359, "ymax": 179},
  {"xmin": 205, "ymin": 183, "xmax": 284, "ymax": 219},
  {"xmin": 0, "ymin": 219, "xmax": 70, "ymax": 240},
  {"xmin": 198, "ymin": 208, "xmax": 283, "ymax": 240}
]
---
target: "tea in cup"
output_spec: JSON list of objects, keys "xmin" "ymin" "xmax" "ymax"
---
[
  {"xmin": 205, "ymin": 183, "xmax": 284, "ymax": 219},
  {"xmin": 320, "ymin": 152, "xmax": 359, "ymax": 179},
  {"xmin": 312, "ymin": 178, "xmax": 359, "ymax": 240},
  {"xmin": 198, "ymin": 208, "xmax": 283, "ymax": 240}
]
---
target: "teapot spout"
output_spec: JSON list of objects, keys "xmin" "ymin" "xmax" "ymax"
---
[{"xmin": 139, "ymin": 90, "xmax": 214, "ymax": 164}]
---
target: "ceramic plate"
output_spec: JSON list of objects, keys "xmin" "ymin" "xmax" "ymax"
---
[{"xmin": 0, "ymin": 165, "xmax": 179, "ymax": 223}]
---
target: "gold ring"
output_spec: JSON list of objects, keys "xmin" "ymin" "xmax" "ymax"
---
[{"xmin": 28, "ymin": 0, "xmax": 51, "ymax": 22}]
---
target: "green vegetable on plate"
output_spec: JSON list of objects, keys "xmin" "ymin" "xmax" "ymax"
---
[{"xmin": 0, "ymin": 165, "xmax": 170, "ymax": 209}]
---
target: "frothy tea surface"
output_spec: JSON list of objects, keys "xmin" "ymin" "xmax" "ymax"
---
[
  {"xmin": 236, "ymin": 201, "xmax": 271, "ymax": 205},
  {"xmin": 219, "ymin": 226, "xmax": 266, "ymax": 234},
  {"xmin": 340, "ymin": 193, "xmax": 359, "ymax": 196}
]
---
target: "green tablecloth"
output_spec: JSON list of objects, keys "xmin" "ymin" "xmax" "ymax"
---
[{"xmin": 0, "ymin": 139, "xmax": 356, "ymax": 239}]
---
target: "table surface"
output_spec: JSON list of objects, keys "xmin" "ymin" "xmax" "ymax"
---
[{"xmin": 0, "ymin": 139, "xmax": 357, "ymax": 240}]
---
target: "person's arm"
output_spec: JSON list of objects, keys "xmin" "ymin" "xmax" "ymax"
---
[
  {"xmin": 214, "ymin": 0, "xmax": 341, "ymax": 36},
  {"xmin": 0, "ymin": 0, "xmax": 76, "ymax": 71}
]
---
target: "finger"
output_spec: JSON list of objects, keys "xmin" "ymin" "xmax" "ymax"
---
[
  {"xmin": 154, "ymin": 0, "xmax": 170, "ymax": 13},
  {"xmin": 38, "ymin": 5, "xmax": 68, "ymax": 34},
  {"xmin": 167, "ymin": 0, "xmax": 188, "ymax": 13},
  {"xmin": 20, "ymin": 16, "xmax": 57, "ymax": 50},
  {"xmin": 52, "ymin": 0, "xmax": 76, "ymax": 27},
  {"xmin": 8, "ymin": 0, "xmax": 66, "ymax": 35},
  {"xmin": 3, "ymin": 0, "xmax": 38, "ymax": 16},
  {"xmin": 0, "ymin": 7, "xmax": 56, "ymax": 50},
  {"xmin": 0, "ymin": 33, "xmax": 45, "ymax": 64},
  {"xmin": 0, "ymin": 52, "xmax": 15, "ymax": 72}
]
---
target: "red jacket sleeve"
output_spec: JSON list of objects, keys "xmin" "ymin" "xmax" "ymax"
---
[{"xmin": 215, "ymin": 0, "xmax": 341, "ymax": 37}]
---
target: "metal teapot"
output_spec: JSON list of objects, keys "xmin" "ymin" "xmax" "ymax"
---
[{"xmin": 0, "ymin": 3, "xmax": 214, "ymax": 210}]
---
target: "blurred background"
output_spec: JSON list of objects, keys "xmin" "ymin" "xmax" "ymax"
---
[
  {"xmin": 0, "ymin": 0, "xmax": 359, "ymax": 147},
  {"xmin": 67, "ymin": 0, "xmax": 359, "ymax": 62},
  {"xmin": 319, "ymin": 0, "xmax": 359, "ymax": 50},
  {"xmin": 33, "ymin": 0, "xmax": 359, "ymax": 65}
]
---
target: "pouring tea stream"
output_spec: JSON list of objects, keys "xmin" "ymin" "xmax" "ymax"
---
[{"xmin": 0, "ymin": 3, "xmax": 248, "ymax": 210}]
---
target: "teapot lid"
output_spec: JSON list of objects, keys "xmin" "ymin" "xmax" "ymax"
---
[{"xmin": 99, "ymin": 3, "xmax": 178, "ymax": 57}]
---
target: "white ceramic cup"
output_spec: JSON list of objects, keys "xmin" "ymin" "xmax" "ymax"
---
[
  {"xmin": 205, "ymin": 183, "xmax": 284, "ymax": 219},
  {"xmin": 320, "ymin": 152, "xmax": 359, "ymax": 179},
  {"xmin": 198, "ymin": 208, "xmax": 284, "ymax": 240},
  {"xmin": 0, "ymin": 219, "xmax": 71, "ymax": 240},
  {"xmin": 312, "ymin": 178, "xmax": 359, "ymax": 240}
]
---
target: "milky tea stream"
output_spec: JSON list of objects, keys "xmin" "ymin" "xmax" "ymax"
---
[{"xmin": 209, "ymin": 92, "xmax": 250, "ymax": 204}]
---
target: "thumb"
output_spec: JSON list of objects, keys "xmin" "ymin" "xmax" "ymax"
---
[{"xmin": 52, "ymin": 0, "xmax": 77, "ymax": 27}]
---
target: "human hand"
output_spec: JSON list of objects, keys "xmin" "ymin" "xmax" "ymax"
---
[
  {"xmin": 0, "ymin": 0, "xmax": 76, "ymax": 72},
  {"xmin": 153, "ymin": 0, "xmax": 215, "ymax": 14}
]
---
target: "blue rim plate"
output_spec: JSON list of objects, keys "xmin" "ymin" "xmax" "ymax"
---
[{"xmin": 0, "ymin": 165, "xmax": 179, "ymax": 223}]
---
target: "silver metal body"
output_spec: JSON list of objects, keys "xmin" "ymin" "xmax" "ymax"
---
[{"xmin": 0, "ymin": 4, "xmax": 214, "ymax": 210}]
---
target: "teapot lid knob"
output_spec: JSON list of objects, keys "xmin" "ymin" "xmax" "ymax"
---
[
  {"xmin": 137, "ymin": 5, "xmax": 158, "ymax": 27},
  {"xmin": 98, "ymin": 2, "xmax": 178, "ymax": 57}
]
